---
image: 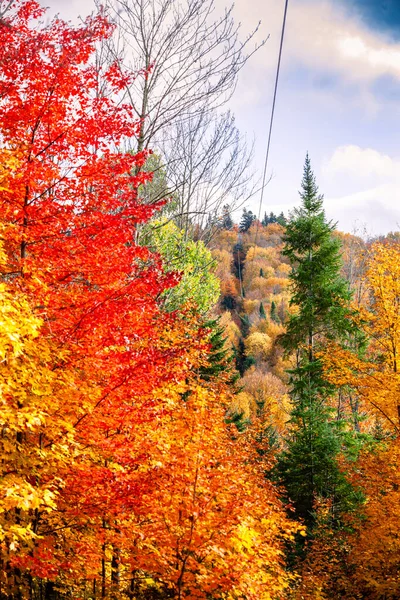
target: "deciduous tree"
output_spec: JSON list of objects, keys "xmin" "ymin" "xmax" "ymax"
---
[
  {"xmin": 0, "ymin": 4, "xmax": 299, "ymax": 597},
  {"xmin": 99, "ymin": 0, "xmax": 260, "ymax": 236}
]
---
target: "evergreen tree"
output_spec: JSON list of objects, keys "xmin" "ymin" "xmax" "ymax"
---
[
  {"xmin": 277, "ymin": 155, "xmax": 357, "ymax": 526},
  {"xmin": 260, "ymin": 211, "xmax": 286, "ymax": 227},
  {"xmin": 239, "ymin": 208, "xmax": 256, "ymax": 232},
  {"xmin": 259, "ymin": 301, "xmax": 267, "ymax": 320},
  {"xmin": 199, "ymin": 318, "xmax": 239, "ymax": 385},
  {"xmin": 260, "ymin": 268, "xmax": 264, "ymax": 277}
]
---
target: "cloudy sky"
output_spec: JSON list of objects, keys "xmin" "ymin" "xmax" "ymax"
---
[{"xmin": 43, "ymin": 0, "xmax": 400, "ymax": 235}]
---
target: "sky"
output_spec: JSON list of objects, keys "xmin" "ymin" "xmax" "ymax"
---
[{"xmin": 42, "ymin": 0, "xmax": 400, "ymax": 236}]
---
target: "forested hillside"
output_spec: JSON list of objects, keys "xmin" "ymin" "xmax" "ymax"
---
[
  {"xmin": 211, "ymin": 174, "xmax": 400, "ymax": 599},
  {"xmin": 1, "ymin": 1, "xmax": 400, "ymax": 599}
]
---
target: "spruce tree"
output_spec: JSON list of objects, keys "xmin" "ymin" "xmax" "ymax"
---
[
  {"xmin": 277, "ymin": 155, "xmax": 356, "ymax": 526},
  {"xmin": 259, "ymin": 301, "xmax": 267, "ymax": 320},
  {"xmin": 199, "ymin": 318, "xmax": 239, "ymax": 384}
]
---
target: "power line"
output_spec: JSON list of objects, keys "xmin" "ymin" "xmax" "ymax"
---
[{"xmin": 253, "ymin": 0, "xmax": 289, "ymax": 249}]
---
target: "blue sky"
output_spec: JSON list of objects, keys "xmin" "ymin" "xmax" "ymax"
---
[
  {"xmin": 45, "ymin": 0, "xmax": 400, "ymax": 235},
  {"xmin": 341, "ymin": 0, "xmax": 400, "ymax": 40},
  {"xmin": 229, "ymin": 0, "xmax": 400, "ymax": 235}
]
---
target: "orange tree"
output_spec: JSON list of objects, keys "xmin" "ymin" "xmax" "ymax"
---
[{"xmin": 0, "ymin": 0, "xmax": 181, "ymax": 593}]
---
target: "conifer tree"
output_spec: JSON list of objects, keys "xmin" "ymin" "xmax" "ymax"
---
[
  {"xmin": 259, "ymin": 301, "xmax": 267, "ymax": 320},
  {"xmin": 278, "ymin": 155, "xmax": 356, "ymax": 526},
  {"xmin": 199, "ymin": 318, "xmax": 239, "ymax": 385}
]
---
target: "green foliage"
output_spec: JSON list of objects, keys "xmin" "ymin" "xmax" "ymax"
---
[
  {"xmin": 145, "ymin": 218, "xmax": 220, "ymax": 313},
  {"xmin": 234, "ymin": 333, "xmax": 255, "ymax": 376},
  {"xmin": 277, "ymin": 155, "xmax": 357, "ymax": 526},
  {"xmin": 225, "ymin": 409, "xmax": 250, "ymax": 433},
  {"xmin": 239, "ymin": 314, "xmax": 251, "ymax": 338},
  {"xmin": 282, "ymin": 155, "xmax": 353, "ymax": 355},
  {"xmin": 277, "ymin": 212, "xmax": 287, "ymax": 226},
  {"xmin": 261, "ymin": 211, "xmax": 287, "ymax": 227},
  {"xmin": 278, "ymin": 364, "xmax": 358, "ymax": 523},
  {"xmin": 255, "ymin": 424, "xmax": 280, "ymax": 457},
  {"xmin": 259, "ymin": 301, "xmax": 266, "ymax": 320},
  {"xmin": 261, "ymin": 212, "xmax": 270, "ymax": 226},
  {"xmin": 242, "ymin": 354, "xmax": 256, "ymax": 372},
  {"xmin": 138, "ymin": 153, "xmax": 177, "ymax": 212},
  {"xmin": 199, "ymin": 318, "xmax": 239, "ymax": 385}
]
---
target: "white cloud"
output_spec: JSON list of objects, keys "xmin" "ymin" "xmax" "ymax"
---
[
  {"xmin": 231, "ymin": 0, "xmax": 400, "ymax": 86},
  {"xmin": 286, "ymin": 1, "xmax": 400, "ymax": 83},
  {"xmin": 323, "ymin": 145, "xmax": 400, "ymax": 180},
  {"xmin": 336, "ymin": 35, "xmax": 400, "ymax": 78},
  {"xmin": 325, "ymin": 184, "xmax": 400, "ymax": 235},
  {"xmin": 321, "ymin": 145, "xmax": 400, "ymax": 234}
]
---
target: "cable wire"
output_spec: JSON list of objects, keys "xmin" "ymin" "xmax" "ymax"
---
[{"xmin": 253, "ymin": 0, "xmax": 289, "ymax": 250}]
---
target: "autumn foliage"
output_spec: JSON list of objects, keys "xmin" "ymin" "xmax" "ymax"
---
[
  {"xmin": 0, "ymin": 2, "xmax": 300, "ymax": 598},
  {"xmin": 4, "ymin": 2, "xmax": 400, "ymax": 598},
  {"xmin": 213, "ymin": 163, "xmax": 400, "ymax": 597}
]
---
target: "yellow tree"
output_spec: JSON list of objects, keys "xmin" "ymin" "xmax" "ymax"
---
[
  {"xmin": 306, "ymin": 241, "xmax": 400, "ymax": 599},
  {"xmin": 0, "ymin": 241, "xmax": 83, "ymax": 591},
  {"xmin": 323, "ymin": 241, "xmax": 400, "ymax": 432}
]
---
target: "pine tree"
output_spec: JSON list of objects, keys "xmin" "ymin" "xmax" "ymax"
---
[
  {"xmin": 277, "ymin": 155, "xmax": 357, "ymax": 526},
  {"xmin": 260, "ymin": 268, "xmax": 264, "ymax": 277},
  {"xmin": 259, "ymin": 301, "xmax": 267, "ymax": 320},
  {"xmin": 199, "ymin": 318, "xmax": 239, "ymax": 385}
]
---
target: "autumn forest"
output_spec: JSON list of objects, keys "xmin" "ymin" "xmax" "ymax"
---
[{"xmin": 1, "ymin": 1, "xmax": 400, "ymax": 599}]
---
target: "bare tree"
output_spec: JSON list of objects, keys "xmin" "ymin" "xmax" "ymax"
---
[
  {"xmin": 96, "ymin": 0, "xmax": 266, "ymax": 236},
  {"xmin": 160, "ymin": 109, "xmax": 256, "ymax": 239}
]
